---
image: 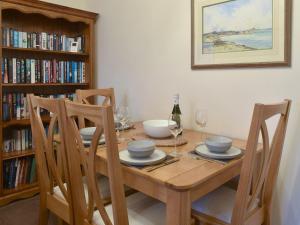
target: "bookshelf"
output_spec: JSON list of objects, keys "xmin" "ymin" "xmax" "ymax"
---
[{"xmin": 0, "ymin": 0, "xmax": 97, "ymax": 206}]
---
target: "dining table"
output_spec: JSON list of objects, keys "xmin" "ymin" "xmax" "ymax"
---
[{"xmin": 94, "ymin": 121, "xmax": 248, "ymax": 225}]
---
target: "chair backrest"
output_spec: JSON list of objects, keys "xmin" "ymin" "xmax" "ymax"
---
[
  {"xmin": 27, "ymin": 95, "xmax": 73, "ymax": 212},
  {"xmin": 231, "ymin": 100, "xmax": 291, "ymax": 225},
  {"xmin": 76, "ymin": 88, "xmax": 116, "ymax": 129},
  {"xmin": 60, "ymin": 100, "xmax": 129, "ymax": 225}
]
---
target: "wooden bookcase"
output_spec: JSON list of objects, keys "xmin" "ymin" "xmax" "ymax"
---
[{"xmin": 0, "ymin": 0, "xmax": 97, "ymax": 206}]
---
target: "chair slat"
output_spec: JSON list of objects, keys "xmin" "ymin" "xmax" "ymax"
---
[{"xmin": 76, "ymin": 88, "xmax": 116, "ymax": 128}]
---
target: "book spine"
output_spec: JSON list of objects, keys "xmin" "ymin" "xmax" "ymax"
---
[
  {"xmin": 18, "ymin": 32, "xmax": 23, "ymax": 48},
  {"xmin": 16, "ymin": 59, "xmax": 21, "ymax": 83},
  {"xmin": 12, "ymin": 58, "xmax": 17, "ymax": 83},
  {"xmin": 26, "ymin": 59, "xmax": 31, "ymax": 83},
  {"xmin": 41, "ymin": 32, "xmax": 47, "ymax": 50},
  {"xmin": 31, "ymin": 59, "xmax": 35, "ymax": 83}
]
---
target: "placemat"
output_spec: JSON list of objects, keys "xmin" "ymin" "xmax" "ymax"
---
[
  {"xmin": 124, "ymin": 154, "xmax": 176, "ymax": 170},
  {"xmin": 132, "ymin": 133, "xmax": 188, "ymax": 147},
  {"xmin": 189, "ymin": 148, "xmax": 244, "ymax": 164},
  {"xmin": 189, "ymin": 150, "xmax": 230, "ymax": 164}
]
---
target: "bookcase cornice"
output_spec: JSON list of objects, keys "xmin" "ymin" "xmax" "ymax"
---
[{"xmin": 1, "ymin": 0, "xmax": 98, "ymax": 21}]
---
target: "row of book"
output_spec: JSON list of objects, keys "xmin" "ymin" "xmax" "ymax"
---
[
  {"xmin": 2, "ymin": 58, "xmax": 86, "ymax": 84},
  {"xmin": 3, "ymin": 157, "xmax": 37, "ymax": 189},
  {"xmin": 3, "ymin": 128, "xmax": 33, "ymax": 153},
  {"xmin": 2, "ymin": 93, "xmax": 76, "ymax": 121},
  {"xmin": 2, "ymin": 27, "xmax": 85, "ymax": 52}
]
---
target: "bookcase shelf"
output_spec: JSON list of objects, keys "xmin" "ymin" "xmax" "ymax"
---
[
  {"xmin": 0, "ymin": 0, "xmax": 97, "ymax": 206},
  {"xmin": 3, "ymin": 149, "xmax": 35, "ymax": 160},
  {"xmin": 3, "ymin": 115, "xmax": 51, "ymax": 128},
  {"xmin": 3, "ymin": 182, "xmax": 38, "ymax": 195},
  {"xmin": 2, "ymin": 47, "xmax": 89, "ymax": 57},
  {"xmin": 2, "ymin": 83, "xmax": 89, "ymax": 88}
]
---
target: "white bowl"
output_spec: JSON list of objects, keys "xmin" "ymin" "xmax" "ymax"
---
[
  {"xmin": 143, "ymin": 120, "xmax": 175, "ymax": 138},
  {"xmin": 127, "ymin": 140, "xmax": 155, "ymax": 158},
  {"xmin": 205, "ymin": 136, "xmax": 232, "ymax": 153}
]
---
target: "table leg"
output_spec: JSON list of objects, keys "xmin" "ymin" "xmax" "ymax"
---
[{"xmin": 166, "ymin": 189, "xmax": 191, "ymax": 225}]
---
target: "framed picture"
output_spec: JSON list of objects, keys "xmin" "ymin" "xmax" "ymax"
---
[
  {"xmin": 191, "ymin": 0, "xmax": 292, "ymax": 69},
  {"xmin": 70, "ymin": 41, "xmax": 79, "ymax": 52}
]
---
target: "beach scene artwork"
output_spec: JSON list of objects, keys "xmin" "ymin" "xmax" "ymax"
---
[{"xmin": 202, "ymin": 0, "xmax": 273, "ymax": 54}]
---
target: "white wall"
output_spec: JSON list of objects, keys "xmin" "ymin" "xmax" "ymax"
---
[{"xmin": 45, "ymin": 1, "xmax": 300, "ymax": 224}]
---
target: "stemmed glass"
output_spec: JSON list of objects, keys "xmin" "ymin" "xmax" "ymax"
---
[
  {"xmin": 116, "ymin": 106, "xmax": 130, "ymax": 142},
  {"xmin": 168, "ymin": 114, "xmax": 183, "ymax": 157},
  {"xmin": 195, "ymin": 109, "xmax": 208, "ymax": 144}
]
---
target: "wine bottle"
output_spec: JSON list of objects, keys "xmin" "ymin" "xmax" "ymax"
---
[{"xmin": 171, "ymin": 94, "xmax": 182, "ymax": 135}]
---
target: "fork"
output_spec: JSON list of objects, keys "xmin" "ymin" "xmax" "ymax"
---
[{"xmin": 144, "ymin": 157, "xmax": 180, "ymax": 172}]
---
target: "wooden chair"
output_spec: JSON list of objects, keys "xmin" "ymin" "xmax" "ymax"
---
[
  {"xmin": 27, "ymin": 94, "xmax": 73, "ymax": 225},
  {"xmin": 60, "ymin": 101, "xmax": 166, "ymax": 225},
  {"xmin": 76, "ymin": 88, "xmax": 116, "ymax": 129},
  {"xmin": 192, "ymin": 100, "xmax": 292, "ymax": 225}
]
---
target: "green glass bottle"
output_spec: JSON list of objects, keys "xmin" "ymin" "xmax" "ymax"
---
[{"xmin": 171, "ymin": 94, "xmax": 182, "ymax": 135}]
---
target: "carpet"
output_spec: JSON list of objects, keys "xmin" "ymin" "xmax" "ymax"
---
[{"xmin": 0, "ymin": 195, "xmax": 56, "ymax": 225}]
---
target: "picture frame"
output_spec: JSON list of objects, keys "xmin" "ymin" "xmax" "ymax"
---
[
  {"xmin": 191, "ymin": 0, "xmax": 292, "ymax": 69},
  {"xmin": 70, "ymin": 41, "xmax": 79, "ymax": 52}
]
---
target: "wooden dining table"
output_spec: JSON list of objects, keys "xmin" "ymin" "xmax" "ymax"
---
[{"xmin": 94, "ymin": 122, "xmax": 248, "ymax": 225}]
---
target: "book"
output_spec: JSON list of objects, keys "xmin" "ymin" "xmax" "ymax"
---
[
  {"xmin": 41, "ymin": 32, "xmax": 47, "ymax": 50},
  {"xmin": 3, "ymin": 58, "xmax": 8, "ymax": 83},
  {"xmin": 15, "ymin": 159, "xmax": 21, "ymax": 187},
  {"xmin": 30, "ymin": 59, "xmax": 35, "ymax": 83},
  {"xmin": 12, "ymin": 58, "xmax": 17, "ymax": 83},
  {"xmin": 29, "ymin": 158, "xmax": 36, "ymax": 184},
  {"xmin": 16, "ymin": 59, "xmax": 21, "ymax": 83}
]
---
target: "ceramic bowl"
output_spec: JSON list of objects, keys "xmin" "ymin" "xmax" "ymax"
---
[
  {"xmin": 127, "ymin": 140, "xmax": 156, "ymax": 158},
  {"xmin": 205, "ymin": 136, "xmax": 232, "ymax": 153},
  {"xmin": 80, "ymin": 127, "xmax": 96, "ymax": 140},
  {"xmin": 143, "ymin": 120, "xmax": 175, "ymax": 138}
]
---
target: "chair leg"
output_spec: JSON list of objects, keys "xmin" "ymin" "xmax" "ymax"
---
[
  {"xmin": 194, "ymin": 219, "xmax": 201, "ymax": 225},
  {"xmin": 262, "ymin": 207, "xmax": 271, "ymax": 225},
  {"xmin": 262, "ymin": 215, "xmax": 271, "ymax": 225},
  {"xmin": 39, "ymin": 195, "xmax": 49, "ymax": 225},
  {"xmin": 57, "ymin": 218, "xmax": 67, "ymax": 225}
]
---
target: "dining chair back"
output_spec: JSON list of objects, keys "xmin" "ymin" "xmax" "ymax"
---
[
  {"xmin": 76, "ymin": 88, "xmax": 116, "ymax": 128},
  {"xmin": 27, "ymin": 94, "xmax": 72, "ymax": 225},
  {"xmin": 231, "ymin": 100, "xmax": 291, "ymax": 225},
  {"xmin": 60, "ymin": 100, "xmax": 129, "ymax": 225}
]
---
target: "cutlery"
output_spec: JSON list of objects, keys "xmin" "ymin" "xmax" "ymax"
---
[
  {"xmin": 144, "ymin": 157, "xmax": 180, "ymax": 172},
  {"xmin": 191, "ymin": 155, "xmax": 227, "ymax": 165}
]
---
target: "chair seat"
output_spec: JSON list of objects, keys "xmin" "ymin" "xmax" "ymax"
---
[
  {"xmin": 192, "ymin": 186, "xmax": 259, "ymax": 224},
  {"xmin": 54, "ymin": 175, "xmax": 111, "ymax": 200},
  {"xmin": 192, "ymin": 186, "xmax": 237, "ymax": 224},
  {"xmin": 93, "ymin": 192, "xmax": 165, "ymax": 225}
]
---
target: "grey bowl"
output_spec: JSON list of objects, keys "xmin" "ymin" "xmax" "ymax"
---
[
  {"xmin": 127, "ymin": 140, "xmax": 156, "ymax": 158},
  {"xmin": 80, "ymin": 127, "xmax": 96, "ymax": 140},
  {"xmin": 205, "ymin": 136, "xmax": 232, "ymax": 153}
]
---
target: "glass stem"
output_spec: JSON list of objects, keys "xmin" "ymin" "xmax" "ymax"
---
[
  {"xmin": 117, "ymin": 129, "xmax": 120, "ymax": 139},
  {"xmin": 174, "ymin": 135, "xmax": 177, "ymax": 155}
]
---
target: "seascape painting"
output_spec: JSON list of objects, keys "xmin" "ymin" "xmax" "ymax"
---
[{"xmin": 202, "ymin": 0, "xmax": 273, "ymax": 54}]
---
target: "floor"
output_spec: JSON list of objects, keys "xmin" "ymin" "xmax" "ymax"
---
[{"xmin": 0, "ymin": 195, "xmax": 56, "ymax": 225}]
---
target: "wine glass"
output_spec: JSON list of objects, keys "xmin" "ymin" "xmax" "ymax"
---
[
  {"xmin": 116, "ymin": 106, "xmax": 130, "ymax": 141},
  {"xmin": 168, "ymin": 114, "xmax": 183, "ymax": 157},
  {"xmin": 195, "ymin": 109, "xmax": 208, "ymax": 144}
]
